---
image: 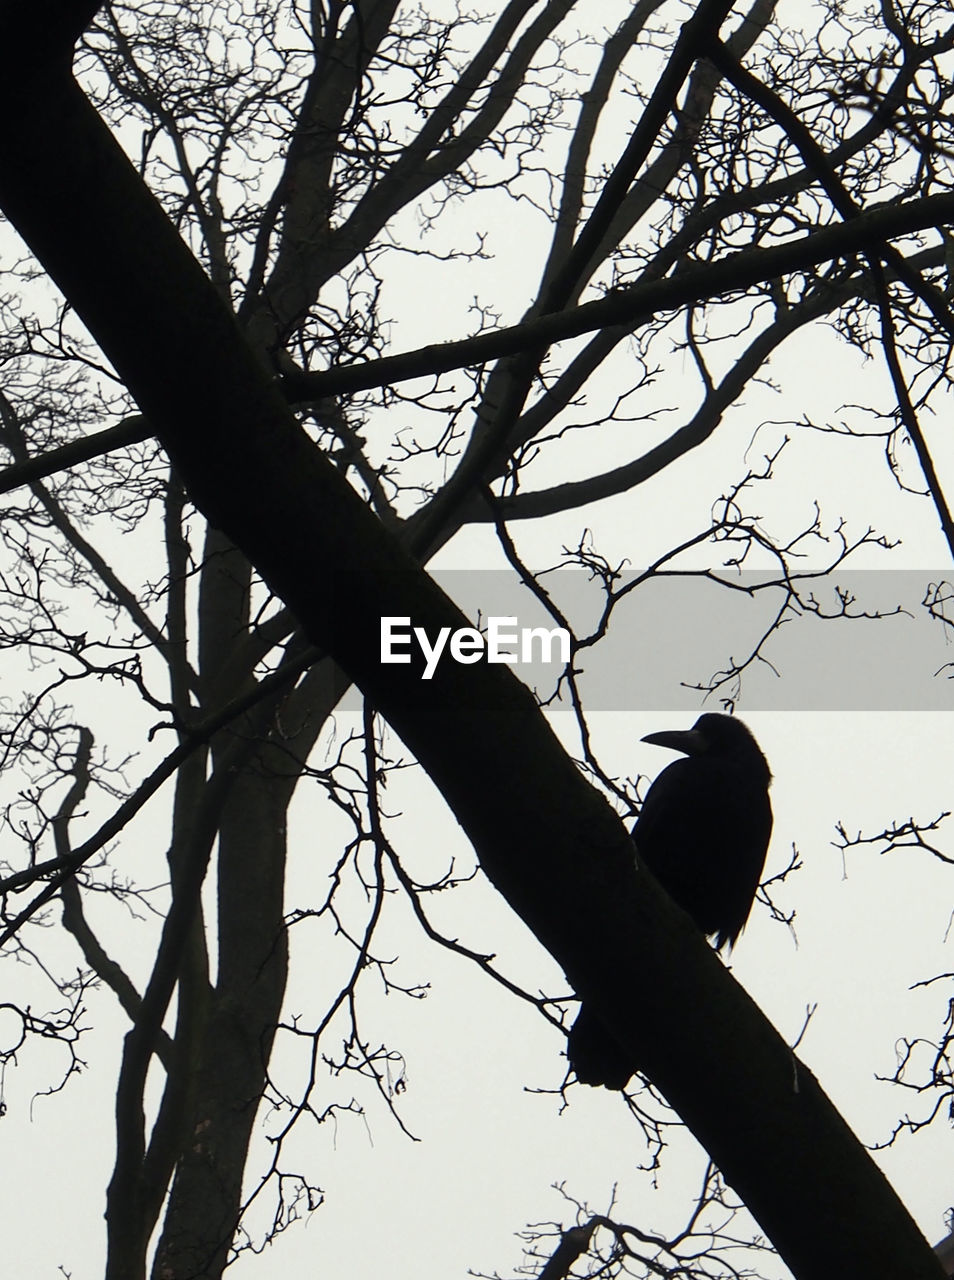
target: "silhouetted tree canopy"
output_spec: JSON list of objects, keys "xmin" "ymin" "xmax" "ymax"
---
[{"xmin": 0, "ymin": 2, "xmax": 951, "ymax": 1278}]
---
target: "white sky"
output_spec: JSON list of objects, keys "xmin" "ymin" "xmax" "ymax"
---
[{"xmin": 3, "ymin": 2, "xmax": 954, "ymax": 1277}]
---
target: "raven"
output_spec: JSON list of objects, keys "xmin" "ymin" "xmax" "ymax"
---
[{"xmin": 567, "ymin": 713, "xmax": 773, "ymax": 1090}]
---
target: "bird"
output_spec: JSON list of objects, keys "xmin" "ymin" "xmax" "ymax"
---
[{"xmin": 567, "ymin": 713, "xmax": 773, "ymax": 1090}]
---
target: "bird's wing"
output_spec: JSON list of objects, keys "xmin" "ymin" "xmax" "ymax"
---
[{"xmin": 632, "ymin": 757, "xmax": 772, "ymax": 947}]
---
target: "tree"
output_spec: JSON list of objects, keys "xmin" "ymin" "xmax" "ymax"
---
[{"xmin": 0, "ymin": 1, "xmax": 951, "ymax": 1276}]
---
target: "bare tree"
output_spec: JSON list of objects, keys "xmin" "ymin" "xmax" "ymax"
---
[{"xmin": 0, "ymin": 1, "xmax": 952, "ymax": 1277}]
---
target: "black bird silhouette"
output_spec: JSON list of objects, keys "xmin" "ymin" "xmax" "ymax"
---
[{"xmin": 567, "ymin": 713, "xmax": 773, "ymax": 1090}]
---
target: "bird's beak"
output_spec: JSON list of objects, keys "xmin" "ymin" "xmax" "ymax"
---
[{"xmin": 641, "ymin": 727, "xmax": 708, "ymax": 755}]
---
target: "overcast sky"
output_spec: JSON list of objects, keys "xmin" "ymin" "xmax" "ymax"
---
[{"xmin": 3, "ymin": 3, "xmax": 954, "ymax": 1277}]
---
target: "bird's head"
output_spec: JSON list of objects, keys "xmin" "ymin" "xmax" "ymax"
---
[{"xmin": 642, "ymin": 713, "xmax": 771, "ymax": 782}]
